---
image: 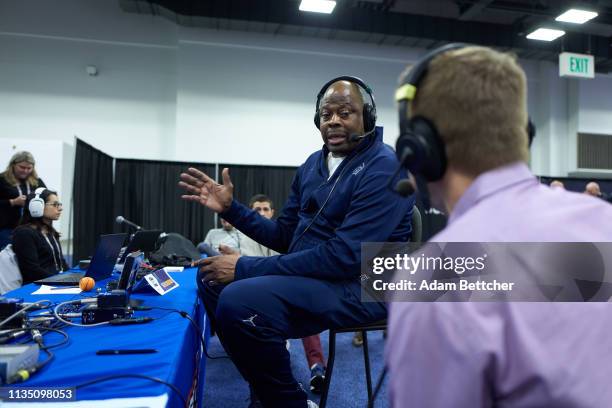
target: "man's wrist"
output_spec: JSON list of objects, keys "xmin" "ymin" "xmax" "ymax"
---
[
  {"xmin": 234, "ymin": 257, "xmax": 251, "ymax": 281},
  {"xmin": 220, "ymin": 200, "xmax": 240, "ymax": 220}
]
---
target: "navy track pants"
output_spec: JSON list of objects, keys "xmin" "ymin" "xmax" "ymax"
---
[{"xmin": 198, "ymin": 272, "xmax": 386, "ymax": 408}]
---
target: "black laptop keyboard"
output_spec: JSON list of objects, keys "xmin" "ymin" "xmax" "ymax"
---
[{"xmin": 38, "ymin": 272, "xmax": 85, "ymax": 283}]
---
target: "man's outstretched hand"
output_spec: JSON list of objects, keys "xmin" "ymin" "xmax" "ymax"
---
[{"xmin": 179, "ymin": 167, "xmax": 234, "ymax": 213}]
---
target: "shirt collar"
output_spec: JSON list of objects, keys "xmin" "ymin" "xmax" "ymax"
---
[{"xmin": 449, "ymin": 162, "xmax": 537, "ymax": 224}]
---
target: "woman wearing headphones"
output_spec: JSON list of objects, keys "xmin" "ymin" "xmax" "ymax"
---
[
  {"xmin": 0, "ymin": 151, "xmax": 46, "ymax": 249},
  {"xmin": 12, "ymin": 188, "xmax": 67, "ymax": 284}
]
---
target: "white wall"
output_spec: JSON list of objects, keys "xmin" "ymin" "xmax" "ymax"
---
[
  {"xmin": 528, "ymin": 61, "xmax": 574, "ymax": 177},
  {"xmin": 0, "ymin": 0, "xmax": 178, "ymax": 164},
  {"xmin": 578, "ymin": 74, "xmax": 612, "ymax": 135},
  {"xmin": 528, "ymin": 60, "xmax": 612, "ymax": 177},
  {"xmin": 175, "ymin": 29, "xmax": 420, "ymax": 165},
  {"xmin": 0, "ymin": 0, "xmax": 422, "ymax": 168},
  {"xmin": 0, "ymin": 34, "xmax": 177, "ymax": 160}
]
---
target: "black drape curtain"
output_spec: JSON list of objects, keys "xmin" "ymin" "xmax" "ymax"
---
[
  {"xmin": 219, "ymin": 164, "xmax": 298, "ymax": 223},
  {"xmin": 73, "ymin": 139, "xmax": 114, "ymax": 263},
  {"xmin": 74, "ymin": 143, "xmax": 612, "ymax": 259},
  {"xmin": 113, "ymin": 160, "xmax": 216, "ymax": 244}
]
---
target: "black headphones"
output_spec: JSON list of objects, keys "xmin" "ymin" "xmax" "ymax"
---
[
  {"xmin": 314, "ymin": 75, "xmax": 377, "ymax": 133},
  {"xmin": 395, "ymin": 43, "xmax": 536, "ymax": 183}
]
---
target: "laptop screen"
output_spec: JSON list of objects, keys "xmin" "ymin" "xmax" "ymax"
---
[
  {"xmin": 86, "ymin": 233, "xmax": 128, "ymax": 281},
  {"xmin": 118, "ymin": 230, "xmax": 162, "ymax": 264}
]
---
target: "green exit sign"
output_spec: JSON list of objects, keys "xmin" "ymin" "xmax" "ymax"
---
[{"xmin": 559, "ymin": 52, "xmax": 595, "ymax": 78}]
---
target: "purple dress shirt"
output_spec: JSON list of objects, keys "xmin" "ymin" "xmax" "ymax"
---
[{"xmin": 388, "ymin": 162, "xmax": 612, "ymax": 408}]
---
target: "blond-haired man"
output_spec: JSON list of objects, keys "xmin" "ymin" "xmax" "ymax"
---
[{"xmin": 387, "ymin": 46, "xmax": 612, "ymax": 407}]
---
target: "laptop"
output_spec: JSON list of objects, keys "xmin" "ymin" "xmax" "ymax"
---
[
  {"xmin": 118, "ymin": 230, "xmax": 162, "ymax": 264},
  {"xmin": 35, "ymin": 233, "xmax": 128, "ymax": 286}
]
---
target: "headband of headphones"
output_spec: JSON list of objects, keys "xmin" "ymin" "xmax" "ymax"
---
[
  {"xmin": 314, "ymin": 75, "xmax": 377, "ymax": 131},
  {"xmin": 396, "ymin": 44, "xmax": 466, "ymax": 131}
]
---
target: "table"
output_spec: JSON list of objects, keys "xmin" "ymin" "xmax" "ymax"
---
[{"xmin": 1, "ymin": 267, "xmax": 208, "ymax": 407}]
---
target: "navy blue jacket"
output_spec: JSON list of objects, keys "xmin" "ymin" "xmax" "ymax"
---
[{"xmin": 222, "ymin": 127, "xmax": 415, "ymax": 281}]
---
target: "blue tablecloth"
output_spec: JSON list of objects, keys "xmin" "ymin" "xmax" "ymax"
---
[{"xmin": 3, "ymin": 267, "xmax": 208, "ymax": 407}]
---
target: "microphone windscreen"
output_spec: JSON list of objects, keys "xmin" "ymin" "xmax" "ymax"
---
[
  {"xmin": 116, "ymin": 216, "xmax": 125, "ymax": 224},
  {"xmin": 197, "ymin": 243, "xmax": 220, "ymax": 257},
  {"xmin": 395, "ymin": 179, "xmax": 415, "ymax": 197}
]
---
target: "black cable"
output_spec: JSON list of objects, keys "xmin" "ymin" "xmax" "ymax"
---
[
  {"xmin": 0, "ymin": 328, "xmax": 30, "ymax": 344},
  {"xmin": 49, "ymin": 319, "xmax": 69, "ymax": 330},
  {"xmin": 35, "ymin": 327, "xmax": 70, "ymax": 349},
  {"xmin": 36, "ymin": 348, "xmax": 54, "ymax": 371},
  {"xmin": 2, "ymin": 314, "xmax": 71, "ymax": 346},
  {"xmin": 291, "ymin": 153, "xmax": 360, "ymax": 247},
  {"xmin": 180, "ymin": 313, "xmax": 230, "ymax": 360},
  {"xmin": 0, "ymin": 300, "xmax": 52, "ymax": 329},
  {"xmin": 150, "ymin": 307, "xmax": 229, "ymax": 360},
  {"xmin": 75, "ymin": 374, "xmax": 187, "ymax": 408}
]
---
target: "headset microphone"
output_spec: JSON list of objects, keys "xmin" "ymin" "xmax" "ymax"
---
[{"xmin": 348, "ymin": 128, "xmax": 376, "ymax": 143}]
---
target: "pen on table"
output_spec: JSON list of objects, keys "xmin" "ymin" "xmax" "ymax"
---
[
  {"xmin": 49, "ymin": 286, "xmax": 78, "ymax": 290},
  {"xmin": 96, "ymin": 349, "xmax": 158, "ymax": 355}
]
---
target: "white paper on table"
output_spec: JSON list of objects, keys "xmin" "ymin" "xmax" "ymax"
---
[
  {"xmin": 31, "ymin": 285, "xmax": 82, "ymax": 295},
  {"xmin": 163, "ymin": 266, "xmax": 184, "ymax": 273}
]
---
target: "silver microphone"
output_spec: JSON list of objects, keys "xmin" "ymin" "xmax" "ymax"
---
[{"xmin": 115, "ymin": 216, "xmax": 142, "ymax": 231}]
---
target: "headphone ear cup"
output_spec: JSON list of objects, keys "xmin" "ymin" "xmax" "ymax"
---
[
  {"xmin": 28, "ymin": 187, "xmax": 47, "ymax": 218},
  {"xmin": 363, "ymin": 103, "xmax": 376, "ymax": 132},
  {"xmin": 314, "ymin": 111, "xmax": 320, "ymax": 129},
  {"xmin": 395, "ymin": 116, "xmax": 447, "ymax": 182},
  {"xmin": 29, "ymin": 196, "xmax": 45, "ymax": 218}
]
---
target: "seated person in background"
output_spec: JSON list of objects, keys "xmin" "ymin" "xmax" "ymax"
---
[
  {"xmin": 0, "ymin": 151, "xmax": 46, "ymax": 249},
  {"xmin": 241, "ymin": 193, "xmax": 327, "ymax": 394},
  {"xmin": 549, "ymin": 179, "xmax": 564, "ymax": 189},
  {"xmin": 387, "ymin": 45, "xmax": 612, "ymax": 407},
  {"xmin": 584, "ymin": 181, "xmax": 611, "ymax": 202},
  {"xmin": 13, "ymin": 188, "xmax": 67, "ymax": 284},
  {"xmin": 240, "ymin": 194, "xmax": 278, "ymax": 257},
  {"xmin": 180, "ymin": 77, "xmax": 414, "ymax": 407},
  {"xmin": 198, "ymin": 218, "xmax": 243, "ymax": 254}
]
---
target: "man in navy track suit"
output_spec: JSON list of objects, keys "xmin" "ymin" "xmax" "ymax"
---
[{"xmin": 179, "ymin": 77, "xmax": 414, "ymax": 408}]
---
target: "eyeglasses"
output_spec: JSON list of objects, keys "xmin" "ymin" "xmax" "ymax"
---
[{"xmin": 46, "ymin": 202, "xmax": 63, "ymax": 208}]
